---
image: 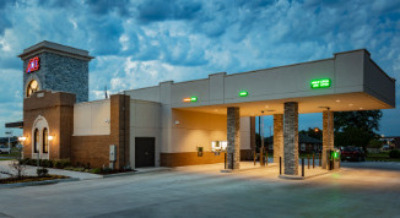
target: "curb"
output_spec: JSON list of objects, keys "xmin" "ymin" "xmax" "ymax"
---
[
  {"xmin": 278, "ymin": 169, "xmax": 342, "ymax": 180},
  {"xmin": 102, "ymin": 168, "xmax": 172, "ymax": 178},
  {"xmin": 0, "ymin": 178, "xmax": 79, "ymax": 189},
  {"xmin": 220, "ymin": 164, "xmax": 278, "ymax": 173}
]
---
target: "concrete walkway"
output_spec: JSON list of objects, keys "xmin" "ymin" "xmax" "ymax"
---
[{"xmin": 0, "ymin": 160, "xmax": 102, "ymax": 180}]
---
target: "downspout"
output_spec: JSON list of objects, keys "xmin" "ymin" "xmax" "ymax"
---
[{"xmin": 123, "ymin": 90, "xmax": 126, "ymax": 169}]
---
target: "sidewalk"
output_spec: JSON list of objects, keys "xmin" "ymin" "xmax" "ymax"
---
[{"xmin": 0, "ymin": 160, "xmax": 102, "ymax": 180}]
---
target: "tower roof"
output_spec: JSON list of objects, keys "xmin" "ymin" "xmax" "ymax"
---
[{"xmin": 18, "ymin": 40, "xmax": 94, "ymax": 61}]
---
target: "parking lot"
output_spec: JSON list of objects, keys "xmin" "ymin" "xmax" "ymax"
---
[{"xmin": 0, "ymin": 162, "xmax": 399, "ymax": 218}]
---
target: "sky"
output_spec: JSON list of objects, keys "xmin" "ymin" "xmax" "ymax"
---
[{"xmin": 0, "ymin": 0, "xmax": 399, "ymax": 137}]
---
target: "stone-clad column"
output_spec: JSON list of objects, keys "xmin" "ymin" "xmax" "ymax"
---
[
  {"xmin": 284, "ymin": 102, "xmax": 299, "ymax": 175},
  {"xmin": 227, "ymin": 107, "xmax": 240, "ymax": 169},
  {"xmin": 273, "ymin": 114, "xmax": 283, "ymax": 164},
  {"xmin": 250, "ymin": 116, "xmax": 256, "ymax": 153},
  {"xmin": 322, "ymin": 110, "xmax": 334, "ymax": 169}
]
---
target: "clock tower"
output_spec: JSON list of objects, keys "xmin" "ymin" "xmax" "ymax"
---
[{"xmin": 18, "ymin": 41, "xmax": 94, "ymax": 103}]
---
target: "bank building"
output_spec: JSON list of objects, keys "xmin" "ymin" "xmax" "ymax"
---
[{"xmin": 8, "ymin": 41, "xmax": 396, "ymax": 176}]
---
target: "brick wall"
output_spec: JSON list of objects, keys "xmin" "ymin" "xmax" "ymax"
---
[
  {"xmin": 23, "ymin": 91, "xmax": 130, "ymax": 170},
  {"xmin": 161, "ymin": 152, "xmax": 225, "ymax": 167},
  {"xmin": 23, "ymin": 91, "xmax": 75, "ymax": 160},
  {"xmin": 71, "ymin": 94, "xmax": 130, "ymax": 169}
]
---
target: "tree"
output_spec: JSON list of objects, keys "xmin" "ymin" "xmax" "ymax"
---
[
  {"xmin": 299, "ymin": 127, "xmax": 322, "ymax": 140},
  {"xmin": 9, "ymin": 146, "xmax": 26, "ymax": 179},
  {"xmin": 334, "ymin": 110, "xmax": 382, "ymax": 148}
]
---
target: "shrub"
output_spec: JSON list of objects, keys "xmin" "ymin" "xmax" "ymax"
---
[
  {"xmin": 37, "ymin": 168, "xmax": 49, "ymax": 177},
  {"xmin": 389, "ymin": 150, "xmax": 400, "ymax": 159},
  {"xmin": 41, "ymin": 159, "xmax": 50, "ymax": 167},
  {"xmin": 90, "ymin": 168, "xmax": 102, "ymax": 174},
  {"xmin": 54, "ymin": 160, "xmax": 63, "ymax": 169}
]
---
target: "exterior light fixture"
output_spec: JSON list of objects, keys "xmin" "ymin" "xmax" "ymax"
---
[
  {"xmin": 239, "ymin": 90, "xmax": 248, "ymax": 97},
  {"xmin": 311, "ymin": 78, "xmax": 331, "ymax": 89},
  {"xmin": 18, "ymin": 136, "xmax": 27, "ymax": 142},
  {"xmin": 48, "ymin": 135, "xmax": 54, "ymax": 141},
  {"xmin": 183, "ymin": 96, "xmax": 198, "ymax": 103},
  {"xmin": 314, "ymin": 127, "xmax": 320, "ymax": 133}
]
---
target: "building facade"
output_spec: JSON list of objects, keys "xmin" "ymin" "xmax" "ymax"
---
[{"xmin": 19, "ymin": 41, "xmax": 396, "ymax": 175}]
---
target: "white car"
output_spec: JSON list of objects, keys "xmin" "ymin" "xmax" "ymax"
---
[{"xmin": 0, "ymin": 145, "xmax": 11, "ymax": 154}]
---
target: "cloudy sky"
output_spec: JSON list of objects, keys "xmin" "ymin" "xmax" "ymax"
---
[{"xmin": 0, "ymin": 0, "xmax": 399, "ymax": 137}]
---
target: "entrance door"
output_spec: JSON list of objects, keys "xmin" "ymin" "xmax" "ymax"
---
[{"xmin": 135, "ymin": 137, "xmax": 155, "ymax": 167}]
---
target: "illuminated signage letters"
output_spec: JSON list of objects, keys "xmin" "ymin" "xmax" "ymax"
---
[
  {"xmin": 26, "ymin": 57, "xmax": 40, "ymax": 73},
  {"xmin": 311, "ymin": 78, "xmax": 331, "ymax": 89},
  {"xmin": 183, "ymin": 96, "xmax": 198, "ymax": 103}
]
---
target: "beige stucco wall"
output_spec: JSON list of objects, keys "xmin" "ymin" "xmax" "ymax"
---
[
  {"xmin": 170, "ymin": 109, "xmax": 251, "ymax": 153},
  {"xmin": 73, "ymin": 99, "xmax": 110, "ymax": 136},
  {"xmin": 129, "ymin": 99, "xmax": 162, "ymax": 168},
  {"xmin": 123, "ymin": 49, "xmax": 395, "ymax": 166}
]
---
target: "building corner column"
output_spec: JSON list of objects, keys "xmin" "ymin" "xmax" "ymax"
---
[
  {"xmin": 273, "ymin": 114, "xmax": 283, "ymax": 164},
  {"xmin": 250, "ymin": 116, "xmax": 256, "ymax": 156},
  {"xmin": 322, "ymin": 110, "xmax": 334, "ymax": 169},
  {"xmin": 227, "ymin": 107, "xmax": 240, "ymax": 170},
  {"xmin": 284, "ymin": 102, "xmax": 299, "ymax": 175}
]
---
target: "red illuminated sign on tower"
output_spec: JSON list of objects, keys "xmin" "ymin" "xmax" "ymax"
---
[{"xmin": 26, "ymin": 56, "xmax": 40, "ymax": 73}]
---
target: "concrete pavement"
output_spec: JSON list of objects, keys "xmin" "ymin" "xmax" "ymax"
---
[{"xmin": 0, "ymin": 162, "xmax": 399, "ymax": 217}]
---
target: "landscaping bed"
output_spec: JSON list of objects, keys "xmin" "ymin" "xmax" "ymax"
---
[
  {"xmin": 22, "ymin": 158, "xmax": 134, "ymax": 175},
  {"xmin": 0, "ymin": 175, "xmax": 68, "ymax": 184}
]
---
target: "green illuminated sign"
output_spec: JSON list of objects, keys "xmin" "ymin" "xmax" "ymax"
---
[
  {"xmin": 331, "ymin": 151, "xmax": 339, "ymax": 159},
  {"xmin": 311, "ymin": 78, "xmax": 331, "ymax": 89},
  {"xmin": 239, "ymin": 90, "xmax": 248, "ymax": 97},
  {"xmin": 183, "ymin": 96, "xmax": 198, "ymax": 102},
  {"xmin": 190, "ymin": 96, "xmax": 198, "ymax": 102}
]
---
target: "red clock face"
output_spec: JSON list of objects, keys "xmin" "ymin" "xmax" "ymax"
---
[{"xmin": 26, "ymin": 56, "xmax": 40, "ymax": 73}]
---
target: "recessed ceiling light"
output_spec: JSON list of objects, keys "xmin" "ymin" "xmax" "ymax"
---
[
  {"xmin": 336, "ymin": 99, "xmax": 341, "ymax": 103},
  {"xmin": 359, "ymin": 107, "xmax": 363, "ymax": 110},
  {"xmin": 349, "ymin": 104, "xmax": 354, "ymax": 107},
  {"xmin": 265, "ymin": 105, "xmax": 269, "ymax": 108}
]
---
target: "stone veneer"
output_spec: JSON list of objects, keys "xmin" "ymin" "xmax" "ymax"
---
[
  {"xmin": 20, "ymin": 41, "xmax": 93, "ymax": 103},
  {"xmin": 322, "ymin": 110, "xmax": 334, "ymax": 169},
  {"xmin": 283, "ymin": 102, "xmax": 299, "ymax": 175},
  {"xmin": 273, "ymin": 114, "xmax": 283, "ymax": 164},
  {"xmin": 227, "ymin": 107, "xmax": 240, "ymax": 169}
]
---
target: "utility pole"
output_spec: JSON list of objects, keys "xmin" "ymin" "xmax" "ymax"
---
[{"xmin": 5, "ymin": 131, "xmax": 12, "ymax": 153}]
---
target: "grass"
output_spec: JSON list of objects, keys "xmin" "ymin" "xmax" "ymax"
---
[
  {"xmin": 366, "ymin": 152, "xmax": 400, "ymax": 162},
  {"xmin": 0, "ymin": 158, "xmax": 14, "ymax": 161}
]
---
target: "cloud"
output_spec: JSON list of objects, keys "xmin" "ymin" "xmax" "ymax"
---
[
  {"xmin": 85, "ymin": 0, "xmax": 131, "ymax": 16},
  {"xmin": 0, "ymin": 0, "xmax": 400, "ymax": 136},
  {"xmin": 135, "ymin": 0, "xmax": 202, "ymax": 23}
]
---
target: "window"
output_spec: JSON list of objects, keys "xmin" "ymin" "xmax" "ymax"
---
[
  {"xmin": 34, "ymin": 129, "xmax": 39, "ymax": 153},
  {"xmin": 43, "ymin": 128, "xmax": 48, "ymax": 153},
  {"xmin": 26, "ymin": 80, "xmax": 39, "ymax": 97}
]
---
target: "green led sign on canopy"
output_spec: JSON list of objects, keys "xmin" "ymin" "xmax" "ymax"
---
[
  {"xmin": 239, "ymin": 90, "xmax": 248, "ymax": 97},
  {"xmin": 311, "ymin": 78, "xmax": 331, "ymax": 89}
]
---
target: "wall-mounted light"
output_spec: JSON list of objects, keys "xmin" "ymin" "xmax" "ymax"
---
[
  {"xmin": 183, "ymin": 96, "xmax": 198, "ymax": 103},
  {"xmin": 48, "ymin": 135, "xmax": 54, "ymax": 141},
  {"xmin": 18, "ymin": 136, "xmax": 27, "ymax": 142}
]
